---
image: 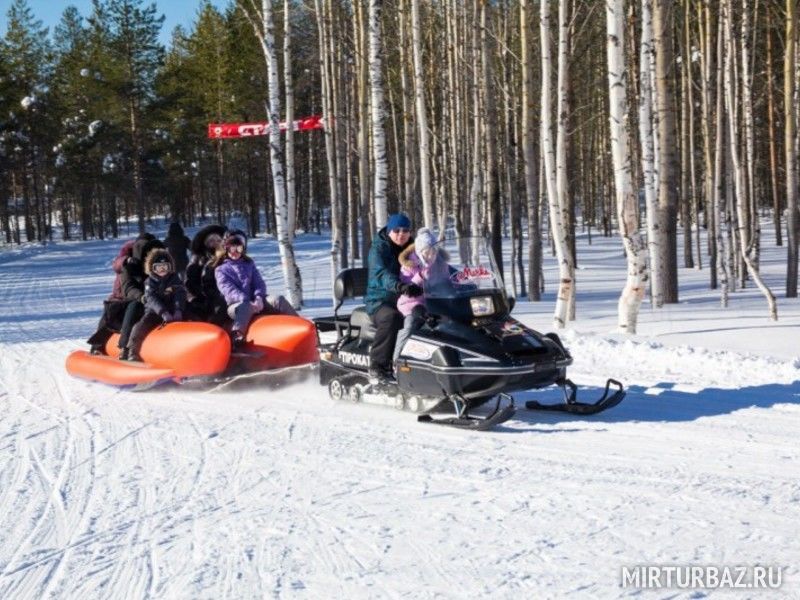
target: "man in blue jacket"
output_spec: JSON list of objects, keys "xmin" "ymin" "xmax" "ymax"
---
[{"xmin": 365, "ymin": 213, "xmax": 422, "ymax": 382}]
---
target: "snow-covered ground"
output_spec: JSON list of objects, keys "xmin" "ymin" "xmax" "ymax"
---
[{"xmin": 0, "ymin": 225, "xmax": 798, "ymax": 598}]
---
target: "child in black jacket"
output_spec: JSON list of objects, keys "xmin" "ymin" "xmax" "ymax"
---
[{"xmin": 125, "ymin": 248, "xmax": 187, "ymax": 361}]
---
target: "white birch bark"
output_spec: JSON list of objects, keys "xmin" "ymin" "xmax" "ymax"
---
[
  {"xmin": 469, "ymin": 0, "xmax": 482, "ymax": 263},
  {"xmin": 284, "ymin": 0, "xmax": 296, "ymax": 243},
  {"xmin": 786, "ymin": 0, "xmax": 798, "ymax": 296},
  {"xmin": 411, "ymin": 0, "xmax": 433, "ymax": 228},
  {"xmin": 713, "ymin": 14, "xmax": 730, "ymax": 307},
  {"xmin": 261, "ymin": 0, "xmax": 301, "ymax": 308},
  {"xmin": 722, "ymin": 0, "xmax": 777, "ymax": 319},
  {"xmin": 520, "ymin": 0, "xmax": 541, "ymax": 301},
  {"xmin": 606, "ymin": 0, "xmax": 648, "ymax": 333},
  {"xmin": 555, "ymin": 0, "xmax": 575, "ymax": 322},
  {"xmin": 239, "ymin": 0, "xmax": 302, "ymax": 307},
  {"xmin": 740, "ymin": 0, "xmax": 757, "ymax": 270},
  {"xmin": 541, "ymin": 0, "xmax": 573, "ymax": 329},
  {"xmin": 368, "ymin": 0, "xmax": 388, "ymax": 229},
  {"xmin": 639, "ymin": 0, "xmax": 662, "ymax": 307},
  {"xmin": 312, "ymin": 0, "xmax": 341, "ymax": 297}
]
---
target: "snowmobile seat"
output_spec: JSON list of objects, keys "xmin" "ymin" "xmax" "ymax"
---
[
  {"xmin": 349, "ymin": 306, "xmax": 376, "ymax": 342},
  {"xmin": 333, "ymin": 267, "xmax": 369, "ymax": 317}
]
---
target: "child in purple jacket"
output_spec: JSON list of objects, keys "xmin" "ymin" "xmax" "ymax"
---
[
  {"xmin": 393, "ymin": 228, "xmax": 450, "ymax": 361},
  {"xmin": 214, "ymin": 230, "xmax": 297, "ymax": 348}
]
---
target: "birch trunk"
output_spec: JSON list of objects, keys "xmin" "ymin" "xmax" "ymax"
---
[
  {"xmin": 520, "ymin": 0, "xmax": 541, "ymax": 301},
  {"xmin": 766, "ymin": 4, "xmax": 782, "ymax": 247},
  {"xmin": 368, "ymin": 0, "xmax": 389, "ymax": 229},
  {"xmin": 786, "ymin": 0, "xmax": 798, "ymax": 296},
  {"xmin": 541, "ymin": 0, "xmax": 573, "ymax": 328},
  {"xmin": 721, "ymin": 0, "xmax": 777, "ymax": 319},
  {"xmin": 468, "ymin": 0, "xmax": 482, "ymax": 262},
  {"xmin": 740, "ymin": 0, "xmax": 758, "ymax": 272},
  {"xmin": 355, "ymin": 0, "xmax": 372, "ymax": 262},
  {"xmin": 312, "ymin": 0, "xmax": 341, "ymax": 294},
  {"xmin": 699, "ymin": 0, "xmax": 716, "ymax": 287},
  {"xmin": 680, "ymin": 0, "xmax": 694, "ymax": 269},
  {"xmin": 652, "ymin": 0, "xmax": 679, "ymax": 302},
  {"xmin": 261, "ymin": 0, "xmax": 302, "ymax": 308},
  {"xmin": 607, "ymin": 0, "xmax": 648, "ymax": 333},
  {"xmin": 481, "ymin": 0, "xmax": 503, "ymax": 280},
  {"xmin": 714, "ymin": 15, "xmax": 730, "ymax": 306},
  {"xmin": 639, "ymin": 0, "xmax": 662, "ymax": 306},
  {"xmin": 411, "ymin": 0, "xmax": 433, "ymax": 228},
  {"xmin": 284, "ymin": 0, "xmax": 296, "ymax": 243}
]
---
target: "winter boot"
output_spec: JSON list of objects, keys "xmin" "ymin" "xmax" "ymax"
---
[
  {"xmin": 231, "ymin": 330, "xmax": 245, "ymax": 350},
  {"xmin": 118, "ymin": 348, "xmax": 130, "ymax": 361},
  {"xmin": 90, "ymin": 344, "xmax": 104, "ymax": 356},
  {"xmin": 368, "ymin": 365, "xmax": 395, "ymax": 385}
]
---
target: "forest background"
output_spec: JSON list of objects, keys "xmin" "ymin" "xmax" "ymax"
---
[{"xmin": 0, "ymin": 0, "xmax": 798, "ymax": 331}]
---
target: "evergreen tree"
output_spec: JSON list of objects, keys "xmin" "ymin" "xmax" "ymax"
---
[
  {"xmin": 1, "ymin": 0, "xmax": 52, "ymax": 241},
  {"xmin": 104, "ymin": 0, "xmax": 165, "ymax": 232}
]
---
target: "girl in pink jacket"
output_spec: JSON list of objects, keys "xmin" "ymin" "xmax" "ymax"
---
[{"xmin": 393, "ymin": 228, "xmax": 450, "ymax": 362}]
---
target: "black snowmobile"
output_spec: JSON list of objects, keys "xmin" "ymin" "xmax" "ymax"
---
[{"xmin": 314, "ymin": 236, "xmax": 624, "ymax": 431}]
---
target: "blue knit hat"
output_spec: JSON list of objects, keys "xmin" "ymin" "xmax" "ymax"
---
[{"xmin": 386, "ymin": 213, "xmax": 412, "ymax": 231}]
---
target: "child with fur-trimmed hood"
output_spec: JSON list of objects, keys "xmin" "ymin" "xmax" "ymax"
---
[
  {"xmin": 213, "ymin": 230, "xmax": 297, "ymax": 348},
  {"xmin": 393, "ymin": 228, "xmax": 450, "ymax": 361},
  {"xmin": 124, "ymin": 248, "xmax": 187, "ymax": 361}
]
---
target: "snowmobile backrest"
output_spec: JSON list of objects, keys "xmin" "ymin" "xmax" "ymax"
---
[{"xmin": 333, "ymin": 268, "xmax": 369, "ymax": 316}]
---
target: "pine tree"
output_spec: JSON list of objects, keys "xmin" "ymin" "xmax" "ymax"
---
[
  {"xmin": 104, "ymin": 0, "xmax": 165, "ymax": 233},
  {"xmin": 1, "ymin": 0, "xmax": 52, "ymax": 242}
]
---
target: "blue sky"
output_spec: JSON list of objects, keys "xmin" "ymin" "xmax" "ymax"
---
[{"xmin": 0, "ymin": 0, "xmax": 230, "ymax": 44}]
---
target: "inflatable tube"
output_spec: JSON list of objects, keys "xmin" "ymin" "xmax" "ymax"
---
[
  {"xmin": 66, "ymin": 351, "xmax": 176, "ymax": 386},
  {"xmin": 242, "ymin": 314, "xmax": 320, "ymax": 369},
  {"xmin": 66, "ymin": 316, "xmax": 318, "ymax": 388},
  {"xmin": 67, "ymin": 322, "xmax": 231, "ymax": 386}
]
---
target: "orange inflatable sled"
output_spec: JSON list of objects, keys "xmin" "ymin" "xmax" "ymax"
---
[{"xmin": 66, "ymin": 315, "xmax": 319, "ymax": 388}]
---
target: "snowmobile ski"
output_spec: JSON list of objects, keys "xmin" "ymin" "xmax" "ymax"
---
[
  {"xmin": 417, "ymin": 393, "xmax": 515, "ymax": 431},
  {"xmin": 525, "ymin": 378, "xmax": 625, "ymax": 415},
  {"xmin": 417, "ymin": 403, "xmax": 516, "ymax": 431}
]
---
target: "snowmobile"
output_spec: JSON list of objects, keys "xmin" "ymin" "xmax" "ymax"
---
[{"xmin": 314, "ymin": 236, "xmax": 625, "ymax": 431}]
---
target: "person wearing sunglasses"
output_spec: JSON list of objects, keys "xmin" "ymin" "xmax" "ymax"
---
[
  {"xmin": 214, "ymin": 229, "xmax": 297, "ymax": 349},
  {"xmin": 364, "ymin": 213, "xmax": 421, "ymax": 383},
  {"xmin": 124, "ymin": 248, "xmax": 187, "ymax": 361}
]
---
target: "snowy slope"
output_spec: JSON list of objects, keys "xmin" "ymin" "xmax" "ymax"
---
[{"xmin": 0, "ymin": 228, "xmax": 798, "ymax": 599}]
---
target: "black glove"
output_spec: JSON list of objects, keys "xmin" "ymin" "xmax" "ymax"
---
[{"xmin": 399, "ymin": 283, "xmax": 423, "ymax": 297}]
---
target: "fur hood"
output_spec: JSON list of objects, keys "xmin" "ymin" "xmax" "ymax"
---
[
  {"xmin": 144, "ymin": 248, "xmax": 175, "ymax": 275},
  {"xmin": 398, "ymin": 244, "xmax": 417, "ymax": 269},
  {"xmin": 398, "ymin": 243, "xmax": 449, "ymax": 269},
  {"xmin": 191, "ymin": 224, "xmax": 227, "ymax": 257}
]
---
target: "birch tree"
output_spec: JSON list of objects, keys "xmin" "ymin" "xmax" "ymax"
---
[
  {"xmin": 313, "ymin": 0, "xmax": 342, "ymax": 290},
  {"xmin": 721, "ymin": 0, "xmax": 776, "ymax": 319},
  {"xmin": 411, "ymin": 0, "xmax": 433, "ymax": 228},
  {"xmin": 786, "ymin": 0, "xmax": 798, "ymax": 297},
  {"xmin": 239, "ymin": 0, "xmax": 302, "ymax": 308},
  {"xmin": 284, "ymin": 0, "xmax": 296, "ymax": 242},
  {"xmin": 520, "ymin": 0, "xmax": 541, "ymax": 300},
  {"xmin": 652, "ymin": 0, "xmax": 680, "ymax": 303},
  {"xmin": 368, "ymin": 0, "xmax": 388, "ymax": 229},
  {"xmin": 607, "ymin": 0, "xmax": 647, "ymax": 333},
  {"xmin": 541, "ymin": 0, "xmax": 573, "ymax": 328},
  {"xmin": 639, "ymin": 0, "xmax": 662, "ymax": 306}
]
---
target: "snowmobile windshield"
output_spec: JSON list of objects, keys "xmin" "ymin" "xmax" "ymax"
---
[{"xmin": 421, "ymin": 237, "xmax": 510, "ymax": 321}]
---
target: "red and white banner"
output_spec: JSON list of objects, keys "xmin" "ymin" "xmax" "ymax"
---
[{"xmin": 208, "ymin": 115, "xmax": 323, "ymax": 139}]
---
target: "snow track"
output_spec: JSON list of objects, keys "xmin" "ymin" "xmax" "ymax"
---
[{"xmin": 1, "ymin": 234, "xmax": 799, "ymax": 597}]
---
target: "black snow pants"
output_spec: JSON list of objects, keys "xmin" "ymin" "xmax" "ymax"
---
[{"xmin": 369, "ymin": 302, "xmax": 403, "ymax": 375}]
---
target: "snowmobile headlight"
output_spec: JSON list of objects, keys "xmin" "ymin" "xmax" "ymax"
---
[{"xmin": 470, "ymin": 296, "xmax": 495, "ymax": 317}]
